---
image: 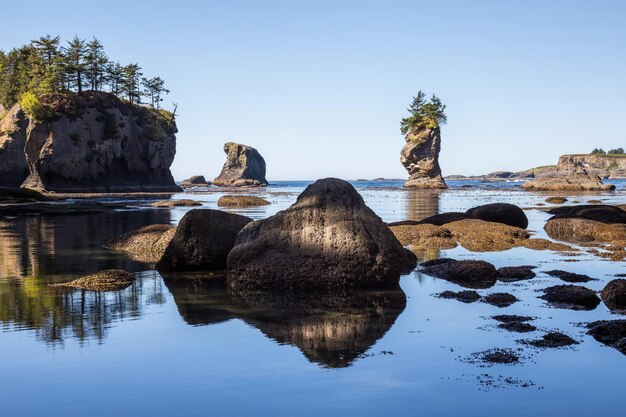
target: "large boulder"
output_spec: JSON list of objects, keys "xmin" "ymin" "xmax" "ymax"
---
[
  {"xmin": 1, "ymin": 91, "xmax": 181, "ymax": 192},
  {"xmin": 156, "ymin": 209, "xmax": 252, "ymax": 271},
  {"xmin": 539, "ymin": 284, "xmax": 601, "ymax": 310},
  {"xmin": 547, "ymin": 205, "xmax": 626, "ymax": 224},
  {"xmin": 522, "ymin": 170, "xmax": 615, "ymax": 191},
  {"xmin": 587, "ymin": 320, "xmax": 626, "ymax": 355},
  {"xmin": 213, "ymin": 142, "xmax": 268, "ymax": 187},
  {"xmin": 400, "ymin": 127, "xmax": 447, "ymax": 189},
  {"xmin": 465, "ymin": 203, "xmax": 529, "ymax": 229},
  {"xmin": 226, "ymin": 178, "xmax": 417, "ymax": 291}
]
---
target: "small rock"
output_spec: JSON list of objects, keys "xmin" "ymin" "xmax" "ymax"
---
[
  {"xmin": 497, "ymin": 265, "xmax": 537, "ymax": 282},
  {"xmin": 587, "ymin": 320, "xmax": 626, "ymax": 355},
  {"xmin": 51, "ymin": 269, "xmax": 135, "ymax": 291},
  {"xmin": 151, "ymin": 199, "xmax": 203, "ymax": 207},
  {"xmin": 525, "ymin": 332, "xmax": 578, "ymax": 348},
  {"xmin": 499, "ymin": 322, "xmax": 537, "ymax": 333},
  {"xmin": 421, "ymin": 259, "xmax": 498, "ymax": 289},
  {"xmin": 601, "ymin": 279, "xmax": 626, "ymax": 312},
  {"xmin": 492, "ymin": 315, "xmax": 534, "ymax": 323},
  {"xmin": 544, "ymin": 270, "xmax": 595, "ymax": 283},
  {"xmin": 481, "ymin": 349, "xmax": 520, "ymax": 364},
  {"xmin": 539, "ymin": 285, "xmax": 601, "ymax": 310},
  {"xmin": 483, "ymin": 292, "xmax": 519, "ymax": 307},
  {"xmin": 545, "ymin": 197, "xmax": 568, "ymax": 204},
  {"xmin": 217, "ymin": 195, "xmax": 270, "ymax": 207},
  {"xmin": 438, "ymin": 290, "xmax": 480, "ymax": 303}
]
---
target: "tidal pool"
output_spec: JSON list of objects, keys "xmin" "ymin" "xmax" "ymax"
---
[{"xmin": 0, "ymin": 180, "xmax": 624, "ymax": 417}]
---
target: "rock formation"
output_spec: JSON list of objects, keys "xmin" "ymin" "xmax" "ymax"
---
[
  {"xmin": 226, "ymin": 178, "xmax": 417, "ymax": 292},
  {"xmin": 104, "ymin": 224, "xmax": 176, "ymax": 263},
  {"xmin": 213, "ymin": 142, "xmax": 268, "ymax": 187},
  {"xmin": 0, "ymin": 92, "xmax": 180, "ymax": 192},
  {"xmin": 156, "ymin": 209, "xmax": 252, "ymax": 271},
  {"xmin": 180, "ymin": 175, "xmax": 210, "ymax": 188},
  {"xmin": 522, "ymin": 170, "xmax": 615, "ymax": 191},
  {"xmin": 400, "ymin": 127, "xmax": 447, "ymax": 189},
  {"xmin": 557, "ymin": 154, "xmax": 626, "ymax": 179}
]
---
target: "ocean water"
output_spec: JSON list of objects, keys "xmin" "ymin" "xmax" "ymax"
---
[{"xmin": 0, "ymin": 180, "xmax": 625, "ymax": 417}]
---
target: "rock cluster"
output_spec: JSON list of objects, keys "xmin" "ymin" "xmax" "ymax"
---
[{"xmin": 213, "ymin": 142, "xmax": 268, "ymax": 187}]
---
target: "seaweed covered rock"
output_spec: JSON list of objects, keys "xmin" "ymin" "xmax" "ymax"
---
[
  {"xmin": 217, "ymin": 195, "xmax": 270, "ymax": 207},
  {"xmin": 601, "ymin": 279, "xmax": 626, "ymax": 312},
  {"xmin": 420, "ymin": 259, "xmax": 498, "ymax": 289},
  {"xmin": 547, "ymin": 205, "xmax": 626, "ymax": 224},
  {"xmin": 213, "ymin": 142, "xmax": 268, "ymax": 187},
  {"xmin": 1, "ymin": 91, "xmax": 180, "ymax": 192},
  {"xmin": 539, "ymin": 285, "xmax": 601, "ymax": 310},
  {"xmin": 587, "ymin": 320, "xmax": 626, "ymax": 355},
  {"xmin": 544, "ymin": 218, "xmax": 626, "ymax": 243},
  {"xmin": 227, "ymin": 178, "xmax": 417, "ymax": 292},
  {"xmin": 104, "ymin": 224, "xmax": 176, "ymax": 263},
  {"xmin": 156, "ymin": 209, "xmax": 252, "ymax": 271},
  {"xmin": 51, "ymin": 269, "xmax": 135, "ymax": 291}
]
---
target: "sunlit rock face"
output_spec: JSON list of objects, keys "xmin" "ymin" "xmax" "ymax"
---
[
  {"xmin": 400, "ymin": 127, "xmax": 447, "ymax": 189},
  {"xmin": 227, "ymin": 178, "xmax": 417, "ymax": 292},
  {"xmin": 213, "ymin": 142, "xmax": 268, "ymax": 187},
  {"xmin": 0, "ymin": 91, "xmax": 180, "ymax": 192},
  {"xmin": 163, "ymin": 276, "xmax": 406, "ymax": 368}
]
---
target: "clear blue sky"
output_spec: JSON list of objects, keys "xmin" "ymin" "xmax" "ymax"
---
[{"xmin": 2, "ymin": 1, "xmax": 625, "ymax": 180}]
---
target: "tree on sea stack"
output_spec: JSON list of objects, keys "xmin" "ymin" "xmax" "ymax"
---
[{"xmin": 399, "ymin": 91, "xmax": 448, "ymax": 189}]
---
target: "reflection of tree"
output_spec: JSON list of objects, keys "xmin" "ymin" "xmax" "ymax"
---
[
  {"xmin": 0, "ymin": 210, "xmax": 172, "ymax": 345},
  {"xmin": 163, "ymin": 276, "xmax": 406, "ymax": 368},
  {"xmin": 0, "ymin": 272, "xmax": 167, "ymax": 345}
]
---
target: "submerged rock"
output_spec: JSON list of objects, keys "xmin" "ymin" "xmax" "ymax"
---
[
  {"xmin": 544, "ymin": 270, "xmax": 595, "ymax": 283},
  {"xmin": 419, "ymin": 258, "xmax": 456, "ymax": 268},
  {"xmin": 539, "ymin": 285, "xmax": 601, "ymax": 310},
  {"xmin": 587, "ymin": 320, "xmax": 626, "ymax": 355},
  {"xmin": 150, "ymin": 199, "xmax": 203, "ymax": 207},
  {"xmin": 51, "ymin": 269, "xmax": 135, "ymax": 291},
  {"xmin": 479, "ymin": 349, "xmax": 520, "ymax": 364},
  {"xmin": 217, "ymin": 195, "xmax": 270, "ymax": 207},
  {"xmin": 420, "ymin": 259, "xmax": 498, "ymax": 289},
  {"xmin": 400, "ymin": 127, "xmax": 447, "ymax": 189},
  {"xmin": 104, "ymin": 224, "xmax": 176, "ymax": 263},
  {"xmin": 227, "ymin": 178, "xmax": 417, "ymax": 292},
  {"xmin": 156, "ymin": 209, "xmax": 252, "ymax": 271},
  {"xmin": 1, "ymin": 91, "xmax": 180, "ymax": 192},
  {"xmin": 492, "ymin": 315, "xmax": 534, "ymax": 323},
  {"xmin": 601, "ymin": 279, "xmax": 626, "ymax": 312},
  {"xmin": 213, "ymin": 142, "xmax": 268, "ymax": 187}
]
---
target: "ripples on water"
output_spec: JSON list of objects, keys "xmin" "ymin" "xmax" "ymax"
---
[{"xmin": 0, "ymin": 180, "xmax": 625, "ymax": 416}]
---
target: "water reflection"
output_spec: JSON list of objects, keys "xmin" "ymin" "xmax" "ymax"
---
[
  {"xmin": 163, "ymin": 275, "xmax": 407, "ymax": 368},
  {"xmin": 404, "ymin": 190, "xmax": 440, "ymax": 221},
  {"xmin": 0, "ymin": 271, "xmax": 166, "ymax": 345}
]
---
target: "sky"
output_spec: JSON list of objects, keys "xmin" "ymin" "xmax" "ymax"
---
[{"xmin": 1, "ymin": 0, "xmax": 625, "ymax": 181}]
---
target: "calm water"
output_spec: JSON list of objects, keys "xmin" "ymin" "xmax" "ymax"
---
[{"xmin": 1, "ymin": 180, "xmax": 625, "ymax": 417}]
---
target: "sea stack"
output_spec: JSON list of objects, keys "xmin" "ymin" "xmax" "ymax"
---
[
  {"xmin": 213, "ymin": 142, "xmax": 268, "ymax": 187},
  {"xmin": 401, "ymin": 126, "xmax": 447, "ymax": 189},
  {"xmin": 0, "ymin": 91, "xmax": 180, "ymax": 192}
]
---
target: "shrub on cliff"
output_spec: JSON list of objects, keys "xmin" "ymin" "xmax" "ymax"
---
[
  {"xmin": 18, "ymin": 92, "xmax": 51, "ymax": 121},
  {"xmin": 608, "ymin": 148, "xmax": 624, "ymax": 155},
  {"xmin": 400, "ymin": 91, "xmax": 447, "ymax": 136}
]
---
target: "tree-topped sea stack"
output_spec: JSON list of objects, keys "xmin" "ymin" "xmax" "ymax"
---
[
  {"xmin": 400, "ymin": 91, "xmax": 447, "ymax": 189},
  {"xmin": 0, "ymin": 35, "xmax": 179, "ymax": 192},
  {"xmin": 213, "ymin": 142, "xmax": 268, "ymax": 187}
]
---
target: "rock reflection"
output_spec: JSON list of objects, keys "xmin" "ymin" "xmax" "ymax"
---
[
  {"xmin": 404, "ymin": 189, "xmax": 440, "ymax": 221},
  {"xmin": 163, "ymin": 275, "xmax": 406, "ymax": 368}
]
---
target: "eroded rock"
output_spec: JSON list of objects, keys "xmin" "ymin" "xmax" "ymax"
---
[
  {"xmin": 400, "ymin": 127, "xmax": 447, "ymax": 189},
  {"xmin": 213, "ymin": 142, "xmax": 268, "ymax": 187}
]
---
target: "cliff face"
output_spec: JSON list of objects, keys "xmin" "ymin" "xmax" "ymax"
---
[
  {"xmin": 0, "ymin": 92, "xmax": 180, "ymax": 192},
  {"xmin": 556, "ymin": 154, "xmax": 626, "ymax": 179},
  {"xmin": 213, "ymin": 142, "xmax": 268, "ymax": 187},
  {"xmin": 400, "ymin": 127, "xmax": 447, "ymax": 189}
]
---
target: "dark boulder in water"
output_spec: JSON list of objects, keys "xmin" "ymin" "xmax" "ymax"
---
[
  {"xmin": 483, "ymin": 292, "xmax": 519, "ymax": 308},
  {"xmin": 156, "ymin": 209, "xmax": 252, "ymax": 271},
  {"xmin": 525, "ymin": 332, "xmax": 578, "ymax": 348},
  {"xmin": 547, "ymin": 205, "xmax": 626, "ymax": 224},
  {"xmin": 539, "ymin": 285, "xmax": 601, "ymax": 310},
  {"xmin": 420, "ymin": 259, "xmax": 498, "ymax": 289},
  {"xmin": 227, "ymin": 178, "xmax": 417, "ymax": 292},
  {"xmin": 438, "ymin": 290, "xmax": 480, "ymax": 303},
  {"xmin": 465, "ymin": 203, "xmax": 529, "ymax": 229},
  {"xmin": 601, "ymin": 279, "xmax": 626, "ymax": 312},
  {"xmin": 497, "ymin": 265, "xmax": 537, "ymax": 282},
  {"xmin": 587, "ymin": 320, "xmax": 626, "ymax": 355}
]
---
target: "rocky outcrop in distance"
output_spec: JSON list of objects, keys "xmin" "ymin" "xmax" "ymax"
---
[
  {"xmin": 180, "ymin": 175, "xmax": 210, "ymax": 188},
  {"xmin": 213, "ymin": 142, "xmax": 268, "ymax": 187},
  {"xmin": 0, "ymin": 92, "xmax": 180, "ymax": 192},
  {"xmin": 557, "ymin": 154, "xmax": 626, "ymax": 179},
  {"xmin": 401, "ymin": 127, "xmax": 447, "ymax": 189}
]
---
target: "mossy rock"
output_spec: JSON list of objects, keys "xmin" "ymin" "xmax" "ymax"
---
[
  {"xmin": 217, "ymin": 195, "xmax": 270, "ymax": 207},
  {"xmin": 51, "ymin": 269, "xmax": 135, "ymax": 291},
  {"xmin": 545, "ymin": 196, "xmax": 568, "ymax": 204},
  {"xmin": 151, "ymin": 199, "xmax": 203, "ymax": 207}
]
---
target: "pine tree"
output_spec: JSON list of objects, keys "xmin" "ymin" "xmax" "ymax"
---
[
  {"xmin": 120, "ymin": 63, "xmax": 143, "ymax": 104},
  {"xmin": 85, "ymin": 37, "xmax": 109, "ymax": 91},
  {"xmin": 63, "ymin": 36, "xmax": 88, "ymax": 92},
  {"xmin": 141, "ymin": 76, "xmax": 169, "ymax": 109}
]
